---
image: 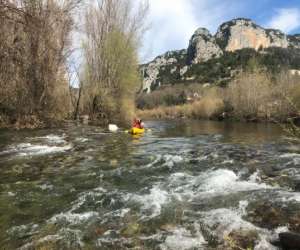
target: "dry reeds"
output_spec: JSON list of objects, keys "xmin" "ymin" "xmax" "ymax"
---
[
  {"xmin": 137, "ymin": 87, "xmax": 224, "ymax": 120},
  {"xmin": 225, "ymin": 70, "xmax": 300, "ymax": 121}
]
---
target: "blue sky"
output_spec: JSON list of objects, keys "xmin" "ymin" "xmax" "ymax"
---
[{"xmin": 140, "ymin": 0, "xmax": 300, "ymax": 62}]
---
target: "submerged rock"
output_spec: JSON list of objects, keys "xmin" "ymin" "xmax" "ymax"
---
[
  {"xmin": 224, "ymin": 230, "xmax": 259, "ymax": 250},
  {"xmin": 247, "ymin": 203, "xmax": 285, "ymax": 229},
  {"xmin": 121, "ymin": 222, "xmax": 140, "ymax": 237},
  {"xmin": 294, "ymin": 180, "xmax": 300, "ymax": 192},
  {"xmin": 289, "ymin": 214, "xmax": 300, "ymax": 233},
  {"xmin": 279, "ymin": 232, "xmax": 300, "ymax": 250}
]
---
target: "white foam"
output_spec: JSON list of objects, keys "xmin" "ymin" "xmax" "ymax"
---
[
  {"xmin": 222, "ymin": 159, "xmax": 234, "ymax": 164},
  {"xmin": 249, "ymin": 171, "xmax": 262, "ymax": 183},
  {"xmin": 18, "ymin": 144, "xmax": 72, "ymax": 156},
  {"xmin": 75, "ymin": 137, "xmax": 89, "ymax": 143},
  {"xmin": 285, "ymin": 192, "xmax": 300, "ymax": 202},
  {"xmin": 254, "ymin": 238, "xmax": 278, "ymax": 250},
  {"xmin": 280, "ymin": 153, "xmax": 300, "ymax": 158},
  {"xmin": 7, "ymin": 192, "xmax": 15, "ymax": 197},
  {"xmin": 57, "ymin": 228, "xmax": 84, "ymax": 247},
  {"xmin": 118, "ymin": 208, "xmax": 130, "ymax": 217},
  {"xmin": 7, "ymin": 223, "xmax": 39, "ymax": 237},
  {"xmin": 143, "ymin": 154, "xmax": 184, "ymax": 169},
  {"xmin": 201, "ymin": 207, "xmax": 256, "ymax": 238},
  {"xmin": 36, "ymin": 134, "xmax": 66, "ymax": 144},
  {"xmin": 198, "ymin": 155, "xmax": 209, "ymax": 161},
  {"xmin": 131, "ymin": 185, "xmax": 170, "ymax": 218},
  {"xmin": 160, "ymin": 227, "xmax": 206, "ymax": 250},
  {"xmin": 200, "ymin": 203, "xmax": 279, "ymax": 250},
  {"xmin": 238, "ymin": 200, "xmax": 249, "ymax": 216},
  {"xmin": 167, "ymin": 169, "xmax": 271, "ymax": 201},
  {"xmin": 200, "ymin": 170, "xmax": 270, "ymax": 194},
  {"xmin": 275, "ymin": 226, "xmax": 289, "ymax": 234},
  {"xmin": 50, "ymin": 211, "xmax": 98, "ymax": 225},
  {"xmin": 163, "ymin": 155, "xmax": 183, "ymax": 168},
  {"xmin": 280, "ymin": 153, "xmax": 300, "ymax": 166},
  {"xmin": 38, "ymin": 184, "xmax": 54, "ymax": 191},
  {"xmin": 37, "ymin": 234, "xmax": 63, "ymax": 244},
  {"xmin": 0, "ymin": 143, "xmax": 72, "ymax": 157}
]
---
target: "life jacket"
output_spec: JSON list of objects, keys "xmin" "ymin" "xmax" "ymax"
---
[{"xmin": 133, "ymin": 119, "xmax": 142, "ymax": 129}]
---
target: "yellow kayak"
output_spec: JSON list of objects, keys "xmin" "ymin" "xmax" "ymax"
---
[{"xmin": 129, "ymin": 127, "xmax": 145, "ymax": 135}]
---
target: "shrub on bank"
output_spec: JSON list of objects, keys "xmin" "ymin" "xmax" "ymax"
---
[
  {"xmin": 136, "ymin": 83, "xmax": 212, "ymax": 110},
  {"xmin": 138, "ymin": 70, "xmax": 300, "ymax": 124},
  {"xmin": 137, "ymin": 87, "xmax": 225, "ymax": 120},
  {"xmin": 225, "ymin": 71, "xmax": 300, "ymax": 122}
]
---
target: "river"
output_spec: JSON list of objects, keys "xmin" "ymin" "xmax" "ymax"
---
[{"xmin": 0, "ymin": 120, "xmax": 300, "ymax": 249}]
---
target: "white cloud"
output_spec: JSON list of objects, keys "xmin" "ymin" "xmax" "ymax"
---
[
  {"xmin": 267, "ymin": 8, "xmax": 300, "ymax": 33},
  {"xmin": 140, "ymin": 0, "xmax": 199, "ymax": 62},
  {"xmin": 140, "ymin": 0, "xmax": 244, "ymax": 62}
]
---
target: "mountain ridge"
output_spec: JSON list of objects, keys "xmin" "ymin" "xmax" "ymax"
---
[{"xmin": 141, "ymin": 18, "xmax": 300, "ymax": 93}]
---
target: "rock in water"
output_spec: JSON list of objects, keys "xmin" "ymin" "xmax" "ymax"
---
[
  {"xmin": 108, "ymin": 124, "xmax": 118, "ymax": 132},
  {"xmin": 279, "ymin": 232, "xmax": 300, "ymax": 250}
]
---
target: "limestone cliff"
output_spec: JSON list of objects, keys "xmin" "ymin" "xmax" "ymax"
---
[
  {"xmin": 187, "ymin": 28, "xmax": 223, "ymax": 64},
  {"xmin": 215, "ymin": 18, "xmax": 288, "ymax": 51},
  {"xmin": 141, "ymin": 50, "xmax": 187, "ymax": 93}
]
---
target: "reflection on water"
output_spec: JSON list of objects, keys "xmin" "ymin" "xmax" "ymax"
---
[
  {"xmin": 0, "ymin": 120, "xmax": 299, "ymax": 250},
  {"xmin": 159, "ymin": 119, "xmax": 284, "ymax": 144}
]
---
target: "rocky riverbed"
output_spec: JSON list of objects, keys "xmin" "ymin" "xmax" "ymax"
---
[{"xmin": 0, "ymin": 120, "xmax": 300, "ymax": 249}]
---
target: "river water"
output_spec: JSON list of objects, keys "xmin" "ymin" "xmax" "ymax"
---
[{"xmin": 1, "ymin": 120, "xmax": 300, "ymax": 249}]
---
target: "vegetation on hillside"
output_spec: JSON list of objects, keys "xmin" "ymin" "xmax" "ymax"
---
[{"xmin": 150, "ymin": 47, "xmax": 300, "ymax": 89}]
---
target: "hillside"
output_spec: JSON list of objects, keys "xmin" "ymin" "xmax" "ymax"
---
[{"xmin": 141, "ymin": 18, "xmax": 300, "ymax": 93}]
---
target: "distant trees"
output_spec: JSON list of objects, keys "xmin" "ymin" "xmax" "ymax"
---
[
  {"xmin": 0, "ymin": 0, "xmax": 81, "ymax": 128},
  {"xmin": 78, "ymin": 0, "xmax": 149, "ymax": 125},
  {"xmin": 225, "ymin": 68, "xmax": 300, "ymax": 122}
]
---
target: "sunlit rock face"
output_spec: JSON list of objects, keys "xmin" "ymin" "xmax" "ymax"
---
[
  {"xmin": 187, "ymin": 28, "xmax": 223, "ymax": 64},
  {"xmin": 141, "ymin": 50, "xmax": 187, "ymax": 93},
  {"xmin": 215, "ymin": 18, "xmax": 289, "ymax": 51}
]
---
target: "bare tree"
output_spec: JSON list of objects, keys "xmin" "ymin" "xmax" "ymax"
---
[
  {"xmin": 80, "ymin": 0, "xmax": 149, "ymax": 125},
  {"xmin": 0, "ymin": 0, "xmax": 81, "ymax": 128}
]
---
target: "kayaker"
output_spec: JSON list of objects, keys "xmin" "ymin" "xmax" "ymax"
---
[{"xmin": 133, "ymin": 118, "xmax": 144, "ymax": 129}]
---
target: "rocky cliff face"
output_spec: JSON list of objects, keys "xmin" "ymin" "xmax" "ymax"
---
[
  {"xmin": 215, "ymin": 18, "xmax": 289, "ymax": 51},
  {"xmin": 141, "ymin": 50, "xmax": 187, "ymax": 93},
  {"xmin": 187, "ymin": 28, "xmax": 223, "ymax": 64},
  {"xmin": 141, "ymin": 18, "xmax": 300, "ymax": 92},
  {"xmin": 288, "ymin": 34, "xmax": 300, "ymax": 49}
]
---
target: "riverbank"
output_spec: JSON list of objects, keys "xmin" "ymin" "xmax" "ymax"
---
[
  {"xmin": 137, "ymin": 103, "xmax": 300, "ymax": 124},
  {"xmin": 137, "ymin": 70, "xmax": 300, "ymax": 126}
]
